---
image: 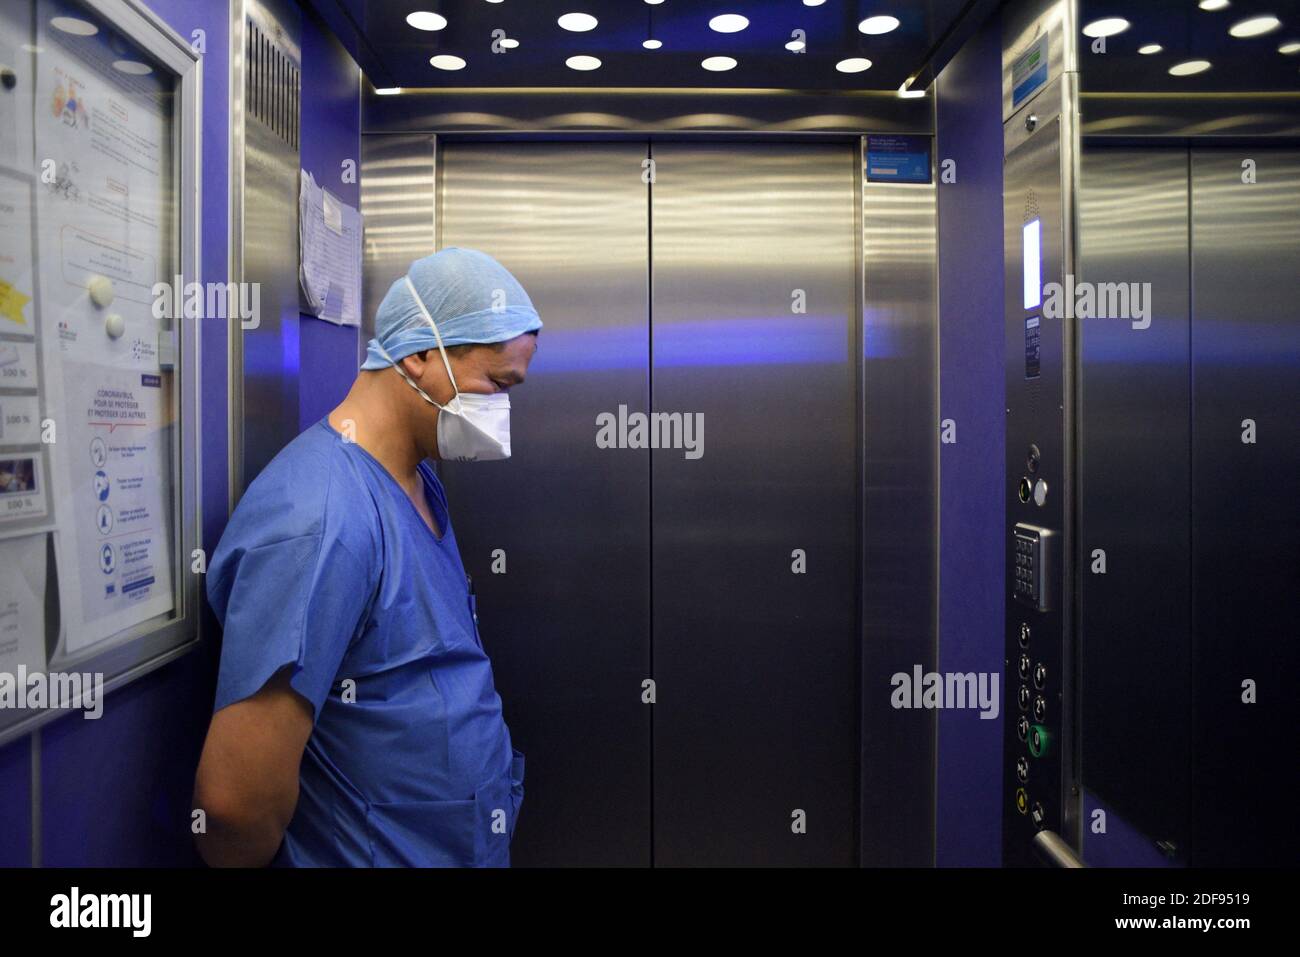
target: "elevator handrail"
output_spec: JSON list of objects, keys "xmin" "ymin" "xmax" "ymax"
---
[{"xmin": 1033, "ymin": 829, "xmax": 1087, "ymax": 868}]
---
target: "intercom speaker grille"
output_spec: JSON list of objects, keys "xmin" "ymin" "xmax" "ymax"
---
[{"xmin": 246, "ymin": 19, "xmax": 299, "ymax": 148}]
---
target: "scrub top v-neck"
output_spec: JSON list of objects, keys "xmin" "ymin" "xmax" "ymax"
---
[{"xmin": 206, "ymin": 417, "xmax": 525, "ymax": 866}]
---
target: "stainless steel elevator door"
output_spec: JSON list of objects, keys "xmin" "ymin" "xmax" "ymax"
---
[
  {"xmin": 1188, "ymin": 148, "xmax": 1300, "ymax": 865},
  {"xmin": 437, "ymin": 143, "xmax": 652, "ymax": 866},
  {"xmin": 437, "ymin": 140, "xmax": 861, "ymax": 866},
  {"xmin": 650, "ymin": 143, "xmax": 860, "ymax": 866}
]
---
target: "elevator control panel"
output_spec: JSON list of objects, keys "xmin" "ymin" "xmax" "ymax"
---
[{"xmin": 1012, "ymin": 523, "xmax": 1054, "ymax": 612}]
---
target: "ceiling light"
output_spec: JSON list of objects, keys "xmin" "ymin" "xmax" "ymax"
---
[
  {"xmin": 430, "ymin": 54, "xmax": 466, "ymax": 70},
  {"xmin": 558, "ymin": 13, "xmax": 598, "ymax": 32},
  {"xmin": 786, "ymin": 38, "xmax": 806, "ymax": 51},
  {"xmin": 1229, "ymin": 16, "xmax": 1281, "ymax": 38},
  {"xmin": 804, "ymin": 0, "xmax": 827, "ymax": 6},
  {"xmin": 1280, "ymin": 41, "xmax": 1300, "ymax": 54},
  {"xmin": 645, "ymin": 0, "xmax": 665, "ymax": 5},
  {"xmin": 501, "ymin": 38, "xmax": 519, "ymax": 49},
  {"xmin": 1198, "ymin": 0, "xmax": 1230, "ymax": 10},
  {"xmin": 112, "ymin": 59, "xmax": 152, "ymax": 75},
  {"xmin": 701, "ymin": 56, "xmax": 737, "ymax": 71},
  {"xmin": 709, "ymin": 15, "xmax": 749, "ymax": 33},
  {"xmin": 406, "ymin": 11, "xmax": 447, "ymax": 31},
  {"xmin": 1082, "ymin": 17, "xmax": 1130, "ymax": 38},
  {"xmin": 1138, "ymin": 43, "xmax": 1163, "ymax": 54},
  {"xmin": 643, "ymin": 38, "xmax": 662, "ymax": 50},
  {"xmin": 566, "ymin": 55, "xmax": 601, "ymax": 70},
  {"xmin": 50, "ymin": 16, "xmax": 98, "ymax": 35},
  {"xmin": 1168, "ymin": 59, "xmax": 1211, "ymax": 75},
  {"xmin": 374, "ymin": 87, "xmax": 403, "ymax": 95},
  {"xmin": 836, "ymin": 57, "xmax": 872, "ymax": 73},
  {"xmin": 858, "ymin": 15, "xmax": 900, "ymax": 35}
]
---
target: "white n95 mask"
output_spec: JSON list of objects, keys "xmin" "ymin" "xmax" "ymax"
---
[{"xmin": 376, "ymin": 277, "xmax": 513, "ymax": 462}]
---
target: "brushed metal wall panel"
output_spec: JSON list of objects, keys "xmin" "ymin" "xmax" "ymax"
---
[
  {"xmin": 649, "ymin": 142, "xmax": 860, "ymax": 866},
  {"xmin": 1077, "ymin": 146, "xmax": 1192, "ymax": 859},
  {"xmin": 1188, "ymin": 148, "xmax": 1300, "ymax": 866},
  {"xmin": 436, "ymin": 142, "xmax": 652, "ymax": 866},
  {"xmin": 234, "ymin": 0, "xmax": 301, "ymax": 494},
  {"xmin": 860, "ymin": 147, "xmax": 939, "ymax": 866},
  {"xmin": 359, "ymin": 133, "xmax": 436, "ymax": 345}
]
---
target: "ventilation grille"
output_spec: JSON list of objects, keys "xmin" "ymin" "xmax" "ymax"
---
[
  {"xmin": 246, "ymin": 19, "xmax": 299, "ymax": 148},
  {"xmin": 1025, "ymin": 189, "xmax": 1039, "ymax": 223}
]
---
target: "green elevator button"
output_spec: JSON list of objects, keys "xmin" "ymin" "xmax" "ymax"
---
[{"xmin": 1028, "ymin": 723, "xmax": 1052, "ymax": 758}]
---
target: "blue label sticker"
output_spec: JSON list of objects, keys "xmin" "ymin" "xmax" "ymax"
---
[
  {"xmin": 865, "ymin": 135, "xmax": 932, "ymax": 184},
  {"xmin": 141, "ymin": 374, "xmax": 161, "ymax": 387},
  {"xmin": 1011, "ymin": 34, "xmax": 1050, "ymax": 108}
]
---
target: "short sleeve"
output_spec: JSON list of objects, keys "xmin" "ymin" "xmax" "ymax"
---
[{"xmin": 208, "ymin": 529, "xmax": 374, "ymax": 723}]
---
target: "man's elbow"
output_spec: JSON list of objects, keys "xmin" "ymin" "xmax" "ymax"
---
[{"xmin": 192, "ymin": 776, "xmax": 294, "ymax": 867}]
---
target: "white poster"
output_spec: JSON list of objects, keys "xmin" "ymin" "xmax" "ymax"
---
[
  {"xmin": 0, "ymin": 533, "xmax": 48, "ymax": 674},
  {"xmin": 0, "ymin": 168, "xmax": 36, "ymax": 337}
]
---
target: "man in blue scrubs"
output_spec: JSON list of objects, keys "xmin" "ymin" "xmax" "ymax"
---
[{"xmin": 194, "ymin": 248, "xmax": 541, "ymax": 866}]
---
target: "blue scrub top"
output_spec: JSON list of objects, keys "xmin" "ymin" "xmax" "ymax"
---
[{"xmin": 207, "ymin": 417, "xmax": 524, "ymax": 867}]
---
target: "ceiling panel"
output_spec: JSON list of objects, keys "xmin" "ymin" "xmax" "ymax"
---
[{"xmin": 313, "ymin": 0, "xmax": 973, "ymax": 91}]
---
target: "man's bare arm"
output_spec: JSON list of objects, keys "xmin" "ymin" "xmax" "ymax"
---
[{"xmin": 192, "ymin": 666, "xmax": 313, "ymax": 867}]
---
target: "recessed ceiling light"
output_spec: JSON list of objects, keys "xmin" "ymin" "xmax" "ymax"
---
[
  {"xmin": 374, "ymin": 87, "xmax": 403, "ymax": 95},
  {"xmin": 406, "ymin": 11, "xmax": 447, "ymax": 31},
  {"xmin": 701, "ymin": 56, "xmax": 738, "ymax": 71},
  {"xmin": 1168, "ymin": 59, "xmax": 1211, "ymax": 75},
  {"xmin": 112, "ymin": 59, "xmax": 152, "ymax": 75},
  {"xmin": 645, "ymin": 0, "xmax": 665, "ymax": 5},
  {"xmin": 786, "ymin": 38, "xmax": 806, "ymax": 51},
  {"xmin": 858, "ymin": 15, "xmax": 900, "ymax": 35},
  {"xmin": 836, "ymin": 57, "xmax": 872, "ymax": 73},
  {"xmin": 643, "ymin": 38, "xmax": 662, "ymax": 50},
  {"xmin": 566, "ymin": 55, "xmax": 601, "ymax": 71},
  {"xmin": 1198, "ymin": 0, "xmax": 1230, "ymax": 10},
  {"xmin": 804, "ymin": 0, "xmax": 827, "ymax": 6},
  {"xmin": 709, "ymin": 15, "xmax": 749, "ymax": 33},
  {"xmin": 1082, "ymin": 17, "xmax": 1130, "ymax": 38},
  {"xmin": 558, "ymin": 13, "xmax": 598, "ymax": 32},
  {"xmin": 1229, "ymin": 16, "xmax": 1281, "ymax": 38},
  {"xmin": 501, "ymin": 38, "xmax": 519, "ymax": 49},
  {"xmin": 50, "ymin": 16, "xmax": 98, "ymax": 35},
  {"xmin": 1279, "ymin": 41, "xmax": 1300, "ymax": 54},
  {"xmin": 1138, "ymin": 43, "xmax": 1163, "ymax": 54},
  {"xmin": 430, "ymin": 54, "xmax": 466, "ymax": 70}
]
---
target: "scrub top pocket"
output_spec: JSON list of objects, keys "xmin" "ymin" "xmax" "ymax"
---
[{"xmin": 365, "ymin": 797, "xmax": 477, "ymax": 867}]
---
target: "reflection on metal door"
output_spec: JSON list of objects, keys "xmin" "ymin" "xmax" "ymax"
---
[{"xmin": 437, "ymin": 140, "xmax": 860, "ymax": 866}]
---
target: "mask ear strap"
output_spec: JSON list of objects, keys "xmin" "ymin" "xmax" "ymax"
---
[
  {"xmin": 377, "ymin": 341, "xmax": 445, "ymax": 410},
  {"xmin": 404, "ymin": 276, "xmax": 461, "ymax": 400}
]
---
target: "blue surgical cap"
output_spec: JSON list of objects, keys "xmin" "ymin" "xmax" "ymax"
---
[{"xmin": 361, "ymin": 247, "xmax": 542, "ymax": 370}]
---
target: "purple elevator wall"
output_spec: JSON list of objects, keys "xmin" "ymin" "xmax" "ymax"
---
[
  {"xmin": 31, "ymin": 0, "xmax": 229, "ymax": 867},
  {"xmin": 0, "ymin": 0, "xmax": 360, "ymax": 866},
  {"xmin": 934, "ymin": 16, "xmax": 1006, "ymax": 867},
  {"xmin": 298, "ymin": 6, "xmax": 361, "ymax": 430}
]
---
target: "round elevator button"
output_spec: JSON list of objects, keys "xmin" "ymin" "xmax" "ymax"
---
[{"xmin": 1033, "ymin": 478, "xmax": 1048, "ymax": 507}]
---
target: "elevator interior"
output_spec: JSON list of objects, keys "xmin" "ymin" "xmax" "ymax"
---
[{"xmin": 254, "ymin": 0, "xmax": 1297, "ymax": 867}]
